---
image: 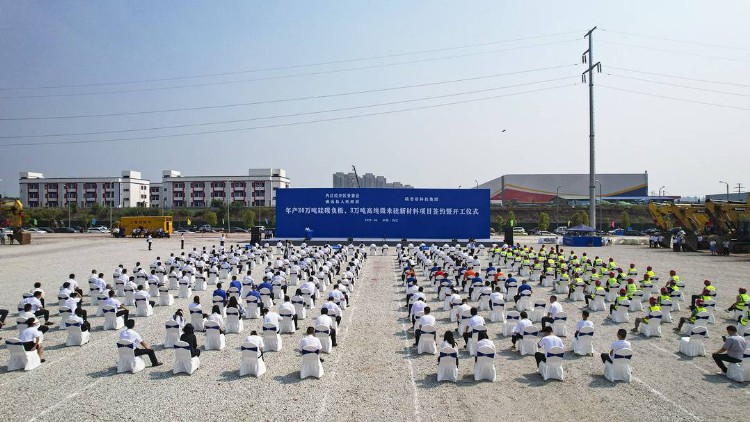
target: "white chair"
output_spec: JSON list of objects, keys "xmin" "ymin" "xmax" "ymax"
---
[
  {"xmin": 116, "ymin": 340, "xmax": 146, "ymax": 374},
  {"xmin": 259, "ymin": 288, "xmax": 273, "ymax": 309},
  {"xmin": 503, "ymin": 311, "xmax": 520, "ymax": 337},
  {"xmin": 135, "ymin": 297, "xmax": 153, "ymax": 317},
  {"xmin": 704, "ymin": 299, "xmax": 717, "ymax": 324},
  {"xmin": 315, "ymin": 324, "xmax": 333, "ymax": 354},
  {"xmin": 212, "ymin": 296, "xmax": 226, "ymax": 318},
  {"xmin": 58, "ymin": 306, "xmax": 72, "ymax": 330},
  {"xmin": 611, "ymin": 301, "xmax": 630, "ymax": 323},
  {"xmin": 572, "ymin": 326, "xmax": 595, "ymax": 355},
  {"xmin": 226, "ymin": 308, "xmax": 244, "ymax": 334},
  {"xmin": 57, "ymin": 293, "xmax": 69, "ymax": 308},
  {"xmin": 245, "ymin": 296, "xmax": 261, "ymax": 319},
  {"xmin": 279, "ymin": 309, "xmax": 296, "ymax": 334},
  {"xmin": 504, "ymin": 283, "xmax": 518, "ymax": 302},
  {"xmin": 670, "ymin": 291, "xmax": 682, "ymax": 312},
  {"xmin": 89, "ymin": 285, "xmax": 100, "ymax": 305},
  {"xmin": 489, "ymin": 299, "xmax": 505, "ymax": 323},
  {"xmin": 516, "ymin": 291, "xmax": 533, "ymax": 312},
  {"xmin": 417, "ymin": 324, "xmax": 437, "ymax": 355},
  {"xmin": 629, "ymin": 292, "xmax": 644, "ymax": 311},
  {"xmin": 478, "ymin": 291, "xmax": 491, "ymax": 311},
  {"xmin": 474, "ymin": 345, "xmax": 497, "ymax": 382},
  {"xmin": 292, "ymin": 297, "xmax": 307, "ymax": 320},
  {"xmin": 570, "ymin": 284, "xmax": 586, "ymax": 302},
  {"xmin": 605, "ymin": 288, "xmax": 618, "ymax": 303},
  {"xmin": 16, "ymin": 317, "xmax": 29, "ymax": 336},
  {"xmin": 103, "ymin": 305, "xmax": 125, "ymax": 330},
  {"xmin": 519, "ymin": 325, "xmax": 540, "ymax": 356},
  {"xmin": 204, "ymin": 321, "xmax": 226, "ymax": 351},
  {"xmin": 589, "ymin": 291, "xmax": 606, "ymax": 312},
  {"xmin": 178, "ymin": 280, "xmax": 192, "ymax": 299},
  {"xmin": 194, "ymin": 275, "xmax": 207, "ymax": 291},
  {"xmin": 300, "ymin": 288, "xmax": 313, "ymax": 308},
  {"xmin": 458, "ymin": 310, "xmax": 471, "ymax": 338},
  {"xmin": 552, "ymin": 312, "xmax": 569, "ymax": 337},
  {"xmin": 173, "ymin": 341, "xmax": 200, "ymax": 375},
  {"xmin": 300, "ymin": 345, "xmax": 324, "ymax": 379},
  {"xmin": 468, "ymin": 325, "xmax": 487, "ymax": 356},
  {"xmin": 639, "ymin": 311, "xmax": 662, "ymax": 338},
  {"xmin": 555, "ymin": 279, "xmax": 569, "ymax": 295},
  {"xmin": 95, "ymin": 294, "xmax": 108, "ymax": 317},
  {"xmin": 681, "ymin": 312, "xmax": 710, "ymax": 335},
  {"xmin": 168, "ymin": 274, "xmax": 179, "ymax": 290},
  {"xmin": 65, "ymin": 319, "xmax": 90, "ymax": 346},
  {"xmin": 6, "ymin": 338, "xmax": 41, "ymax": 371},
  {"xmin": 148, "ymin": 281, "xmax": 159, "ymax": 298},
  {"xmin": 124, "ymin": 287, "xmax": 135, "ymax": 306},
  {"xmin": 604, "ymin": 348, "xmax": 633, "ymax": 383},
  {"xmin": 437, "ymin": 346, "xmax": 459, "ymax": 382},
  {"xmin": 164, "ymin": 320, "xmax": 181, "ymax": 348},
  {"xmin": 727, "ymin": 348, "xmax": 750, "ymax": 382},
  {"xmin": 660, "ymin": 300, "xmax": 673, "ymax": 323},
  {"xmin": 239, "ymin": 342, "xmax": 266, "ymax": 377},
  {"xmin": 228, "ymin": 286, "xmax": 241, "ymax": 300},
  {"xmin": 679, "ymin": 327, "xmax": 707, "ymax": 357},
  {"xmin": 262, "ymin": 323, "xmax": 282, "ymax": 351},
  {"xmin": 530, "ymin": 300, "xmax": 546, "ymax": 323},
  {"xmin": 158, "ymin": 287, "xmax": 174, "ymax": 306},
  {"xmin": 115, "ymin": 280, "xmax": 125, "ymax": 297},
  {"xmin": 539, "ymin": 346, "xmax": 565, "ymax": 381},
  {"xmin": 190, "ymin": 309, "xmax": 206, "ymax": 331}
]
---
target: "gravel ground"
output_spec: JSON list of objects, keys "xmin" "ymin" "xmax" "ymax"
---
[{"xmin": 0, "ymin": 234, "xmax": 748, "ymax": 421}]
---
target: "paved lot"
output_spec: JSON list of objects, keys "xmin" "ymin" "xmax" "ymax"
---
[{"xmin": 0, "ymin": 234, "xmax": 747, "ymax": 421}]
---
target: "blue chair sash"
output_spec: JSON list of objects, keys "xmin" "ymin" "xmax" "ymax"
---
[
  {"xmin": 206, "ymin": 326, "xmax": 220, "ymax": 330},
  {"xmin": 315, "ymin": 329, "xmax": 330, "ymax": 335},
  {"xmin": 476, "ymin": 352, "xmax": 495, "ymax": 358},
  {"xmin": 547, "ymin": 352, "xmax": 564, "ymax": 358},
  {"xmin": 553, "ymin": 317, "xmax": 567, "ymax": 321},
  {"xmin": 263, "ymin": 326, "xmax": 278, "ymax": 332},
  {"xmin": 241, "ymin": 346, "xmax": 259, "ymax": 352},
  {"xmin": 614, "ymin": 354, "xmax": 632, "ymax": 360},
  {"xmin": 301, "ymin": 349, "xmax": 320, "ymax": 355},
  {"xmin": 103, "ymin": 308, "xmax": 115, "ymax": 313},
  {"xmin": 117, "ymin": 343, "xmax": 135, "ymax": 349},
  {"xmin": 578, "ymin": 332, "xmax": 594, "ymax": 337},
  {"xmin": 174, "ymin": 345, "xmax": 191, "ymax": 350},
  {"xmin": 439, "ymin": 352, "xmax": 458, "ymax": 359}
]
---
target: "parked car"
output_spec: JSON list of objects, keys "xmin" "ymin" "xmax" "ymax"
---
[
  {"xmin": 54, "ymin": 227, "xmax": 77, "ymax": 233},
  {"xmin": 23, "ymin": 228, "xmax": 47, "ymax": 234},
  {"xmin": 230, "ymin": 226, "xmax": 249, "ymax": 233},
  {"xmin": 86, "ymin": 227, "xmax": 109, "ymax": 233},
  {"xmin": 554, "ymin": 227, "xmax": 568, "ymax": 235},
  {"xmin": 512, "ymin": 227, "xmax": 527, "ymax": 235},
  {"xmin": 198, "ymin": 225, "xmax": 212, "ymax": 233},
  {"xmin": 37, "ymin": 227, "xmax": 55, "ymax": 233},
  {"xmin": 174, "ymin": 229, "xmax": 195, "ymax": 234}
]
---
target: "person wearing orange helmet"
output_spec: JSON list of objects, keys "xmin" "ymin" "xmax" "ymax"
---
[
  {"xmin": 632, "ymin": 297, "xmax": 661, "ymax": 333},
  {"xmin": 585, "ymin": 280, "xmax": 605, "ymax": 307},
  {"xmin": 609, "ymin": 288, "xmax": 629, "ymax": 316},
  {"xmin": 726, "ymin": 287, "xmax": 750, "ymax": 313},
  {"xmin": 676, "ymin": 299, "xmax": 708, "ymax": 332}
]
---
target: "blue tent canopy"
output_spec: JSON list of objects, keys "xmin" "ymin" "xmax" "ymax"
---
[{"xmin": 567, "ymin": 224, "xmax": 596, "ymax": 232}]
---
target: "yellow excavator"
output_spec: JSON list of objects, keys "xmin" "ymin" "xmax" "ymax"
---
[
  {"xmin": 705, "ymin": 198, "xmax": 750, "ymax": 251},
  {"xmin": 1, "ymin": 198, "xmax": 28, "ymax": 244}
]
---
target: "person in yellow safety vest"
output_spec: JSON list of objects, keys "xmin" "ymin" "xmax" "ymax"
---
[
  {"xmin": 658, "ymin": 287, "xmax": 671, "ymax": 306},
  {"xmin": 632, "ymin": 297, "xmax": 661, "ymax": 332},
  {"xmin": 726, "ymin": 287, "xmax": 750, "ymax": 313},
  {"xmin": 605, "ymin": 272, "xmax": 619, "ymax": 291},
  {"xmin": 590, "ymin": 272, "xmax": 600, "ymax": 286},
  {"xmin": 691, "ymin": 280, "xmax": 717, "ymax": 309},
  {"xmin": 667, "ymin": 269, "xmax": 680, "ymax": 287},
  {"xmin": 640, "ymin": 274, "xmax": 653, "ymax": 291},
  {"xmin": 627, "ymin": 263, "xmax": 638, "ymax": 276},
  {"xmin": 532, "ymin": 259, "xmax": 543, "ymax": 271},
  {"xmin": 645, "ymin": 266, "xmax": 656, "ymax": 281},
  {"xmin": 594, "ymin": 256, "xmax": 603, "ymax": 267},
  {"xmin": 568, "ymin": 274, "xmax": 584, "ymax": 300},
  {"xmin": 609, "ymin": 288, "xmax": 629, "ymax": 315},
  {"xmin": 607, "ymin": 258, "xmax": 617, "ymax": 270},
  {"xmin": 558, "ymin": 272, "xmax": 570, "ymax": 288},
  {"xmin": 585, "ymin": 280, "xmax": 606, "ymax": 307},
  {"xmin": 625, "ymin": 278, "xmax": 639, "ymax": 299},
  {"xmin": 675, "ymin": 299, "xmax": 708, "ymax": 331}
]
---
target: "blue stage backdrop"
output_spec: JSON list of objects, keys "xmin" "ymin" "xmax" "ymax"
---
[{"xmin": 276, "ymin": 188, "xmax": 489, "ymax": 239}]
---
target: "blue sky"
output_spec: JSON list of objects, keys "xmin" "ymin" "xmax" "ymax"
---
[{"xmin": 1, "ymin": 1, "xmax": 748, "ymax": 197}]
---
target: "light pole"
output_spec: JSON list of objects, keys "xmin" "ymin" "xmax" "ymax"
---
[
  {"xmin": 596, "ymin": 179, "xmax": 602, "ymax": 231},
  {"xmin": 474, "ymin": 180, "xmax": 479, "ymax": 188},
  {"xmin": 719, "ymin": 181, "xmax": 730, "ymax": 201},
  {"xmin": 555, "ymin": 185, "xmax": 562, "ymax": 228},
  {"xmin": 226, "ymin": 179, "xmax": 231, "ymax": 234},
  {"xmin": 659, "ymin": 185, "xmax": 665, "ymax": 197}
]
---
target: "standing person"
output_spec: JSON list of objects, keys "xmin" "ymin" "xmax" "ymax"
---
[
  {"xmin": 119, "ymin": 319, "xmax": 162, "ymax": 367},
  {"xmin": 180, "ymin": 233, "xmax": 185, "ymax": 250},
  {"xmin": 147, "ymin": 234, "xmax": 153, "ymax": 251},
  {"xmin": 712, "ymin": 325, "xmax": 747, "ymax": 374},
  {"xmin": 220, "ymin": 234, "xmax": 226, "ymax": 248}
]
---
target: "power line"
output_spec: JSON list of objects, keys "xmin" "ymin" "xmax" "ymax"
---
[
  {"xmin": 0, "ymin": 39, "xmax": 580, "ymax": 99},
  {"xmin": 0, "ymin": 83, "xmax": 576, "ymax": 147},
  {"xmin": 0, "ymin": 64, "xmax": 577, "ymax": 121},
  {"xmin": 607, "ymin": 66, "xmax": 750, "ymax": 89},
  {"xmin": 601, "ymin": 28, "xmax": 750, "ymax": 52},
  {"xmin": 605, "ymin": 72, "xmax": 750, "ymax": 98},
  {"xmin": 0, "ymin": 76, "xmax": 578, "ymax": 139},
  {"xmin": 0, "ymin": 30, "xmax": 585, "ymax": 91},
  {"xmin": 598, "ymin": 40, "xmax": 750, "ymax": 64},
  {"xmin": 599, "ymin": 84, "xmax": 750, "ymax": 112}
]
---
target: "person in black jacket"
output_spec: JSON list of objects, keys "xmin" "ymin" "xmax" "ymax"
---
[{"xmin": 180, "ymin": 323, "xmax": 201, "ymax": 357}]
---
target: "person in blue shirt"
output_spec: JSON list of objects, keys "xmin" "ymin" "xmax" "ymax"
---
[
  {"xmin": 485, "ymin": 264, "xmax": 496, "ymax": 278},
  {"xmin": 504, "ymin": 274, "xmax": 518, "ymax": 291},
  {"xmin": 258, "ymin": 277, "xmax": 273, "ymax": 293},
  {"xmin": 514, "ymin": 279, "xmax": 533, "ymax": 302},
  {"xmin": 229, "ymin": 275, "xmax": 243, "ymax": 296},
  {"xmin": 212, "ymin": 282, "xmax": 227, "ymax": 305}
]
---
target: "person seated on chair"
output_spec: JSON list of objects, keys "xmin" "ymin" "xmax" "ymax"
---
[
  {"xmin": 322, "ymin": 297, "xmax": 342, "ymax": 326},
  {"xmin": 675, "ymin": 299, "xmax": 707, "ymax": 332},
  {"xmin": 441, "ymin": 330, "xmax": 458, "ymax": 349},
  {"xmin": 535, "ymin": 326, "xmax": 564, "ymax": 367},
  {"xmin": 119, "ymin": 319, "xmax": 162, "ymax": 367},
  {"xmin": 315, "ymin": 307, "xmax": 337, "ymax": 346},
  {"xmin": 63, "ymin": 292, "xmax": 87, "ymax": 321},
  {"xmin": 59, "ymin": 282, "xmax": 73, "ymax": 298},
  {"xmin": 102, "ymin": 290, "xmax": 129, "ymax": 322},
  {"xmin": 172, "ymin": 309, "xmax": 186, "ymax": 329},
  {"xmin": 574, "ymin": 310, "xmax": 594, "ymax": 338},
  {"xmin": 229, "ymin": 275, "xmax": 243, "ymax": 296},
  {"xmin": 24, "ymin": 291, "xmax": 53, "ymax": 326},
  {"xmin": 207, "ymin": 305, "xmax": 225, "ymax": 334},
  {"xmin": 261, "ymin": 307, "xmax": 281, "ymax": 331},
  {"xmin": 19, "ymin": 318, "xmax": 45, "ymax": 363},
  {"xmin": 511, "ymin": 311, "xmax": 532, "ymax": 350},
  {"xmin": 600, "ymin": 329, "xmax": 630, "ymax": 364},
  {"xmin": 585, "ymin": 280, "xmax": 605, "ymax": 307},
  {"xmin": 299, "ymin": 327, "xmax": 323, "ymax": 362},
  {"xmin": 134, "ymin": 285, "xmax": 155, "ymax": 309},
  {"xmin": 415, "ymin": 306, "xmax": 435, "ymax": 346},
  {"xmin": 726, "ymin": 287, "xmax": 749, "ymax": 313},
  {"xmin": 66, "ymin": 274, "xmax": 83, "ymax": 297},
  {"xmin": 410, "ymin": 297, "xmax": 427, "ymax": 328},
  {"xmin": 514, "ymin": 279, "xmax": 532, "ymax": 302},
  {"xmin": 188, "ymin": 296, "xmax": 208, "ymax": 319},
  {"xmin": 691, "ymin": 280, "xmax": 716, "ymax": 309},
  {"xmin": 463, "ymin": 307, "xmax": 485, "ymax": 347},
  {"xmin": 69, "ymin": 308, "xmax": 91, "ymax": 332},
  {"xmin": 609, "ymin": 289, "xmax": 629, "ymax": 316},
  {"xmin": 712, "ymin": 325, "xmax": 747, "ymax": 374},
  {"xmin": 475, "ymin": 331, "xmax": 495, "ymax": 361},
  {"xmin": 227, "ymin": 296, "xmax": 247, "ymax": 319},
  {"xmin": 244, "ymin": 330, "xmax": 265, "ymax": 357},
  {"xmin": 632, "ymin": 297, "xmax": 660, "ymax": 333},
  {"xmin": 279, "ymin": 296, "xmax": 299, "ymax": 330},
  {"xmin": 179, "ymin": 323, "xmax": 201, "ymax": 357},
  {"xmin": 541, "ymin": 296, "xmax": 562, "ymax": 330},
  {"xmin": 212, "ymin": 283, "xmax": 228, "ymax": 306}
]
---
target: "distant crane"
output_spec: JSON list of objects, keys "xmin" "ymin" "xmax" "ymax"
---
[{"xmin": 351, "ymin": 165, "xmax": 361, "ymax": 188}]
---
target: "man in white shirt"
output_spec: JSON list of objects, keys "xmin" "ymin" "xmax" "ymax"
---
[
  {"xmin": 103, "ymin": 290, "xmax": 130, "ymax": 321},
  {"xmin": 261, "ymin": 307, "xmax": 281, "ymax": 329},
  {"xmin": 321, "ymin": 298, "xmax": 342, "ymax": 327},
  {"xmin": 574, "ymin": 310, "xmax": 594, "ymax": 338},
  {"xmin": 244, "ymin": 330, "xmax": 265, "ymax": 356},
  {"xmin": 601, "ymin": 329, "xmax": 631, "ymax": 364},
  {"xmin": 66, "ymin": 274, "xmax": 82, "ymax": 296},
  {"xmin": 315, "ymin": 307, "xmax": 337, "ymax": 347},
  {"xmin": 299, "ymin": 327, "xmax": 323, "ymax": 361},
  {"xmin": 279, "ymin": 296, "xmax": 298, "ymax": 330},
  {"xmin": 119, "ymin": 319, "xmax": 162, "ymax": 367},
  {"xmin": 535, "ymin": 326, "xmax": 565, "ymax": 367},
  {"xmin": 463, "ymin": 307, "xmax": 486, "ymax": 346},
  {"xmin": 24, "ymin": 291, "xmax": 52, "ymax": 325},
  {"xmin": 541, "ymin": 295, "xmax": 563, "ymax": 330},
  {"xmin": 19, "ymin": 318, "xmax": 45, "ymax": 362},
  {"xmin": 511, "ymin": 311, "xmax": 532, "ymax": 349},
  {"xmin": 410, "ymin": 298, "xmax": 427, "ymax": 327},
  {"xmin": 414, "ymin": 306, "xmax": 436, "ymax": 346}
]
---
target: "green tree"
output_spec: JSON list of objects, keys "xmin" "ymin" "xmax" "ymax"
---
[
  {"xmin": 203, "ymin": 210, "xmax": 218, "ymax": 227},
  {"xmin": 495, "ymin": 214, "xmax": 505, "ymax": 231},
  {"xmin": 620, "ymin": 211, "xmax": 631, "ymax": 229},
  {"xmin": 507, "ymin": 210, "xmax": 516, "ymax": 227},
  {"xmin": 538, "ymin": 212, "xmax": 550, "ymax": 231},
  {"xmin": 241, "ymin": 209, "xmax": 256, "ymax": 228},
  {"xmin": 571, "ymin": 211, "xmax": 583, "ymax": 227}
]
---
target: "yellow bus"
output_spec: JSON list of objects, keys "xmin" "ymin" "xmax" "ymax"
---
[{"xmin": 117, "ymin": 216, "xmax": 173, "ymax": 237}]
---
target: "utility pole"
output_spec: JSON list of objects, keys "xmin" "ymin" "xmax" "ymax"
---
[
  {"xmin": 582, "ymin": 27, "xmax": 601, "ymax": 229},
  {"xmin": 351, "ymin": 165, "xmax": 361, "ymax": 188},
  {"xmin": 735, "ymin": 183, "xmax": 744, "ymax": 195}
]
